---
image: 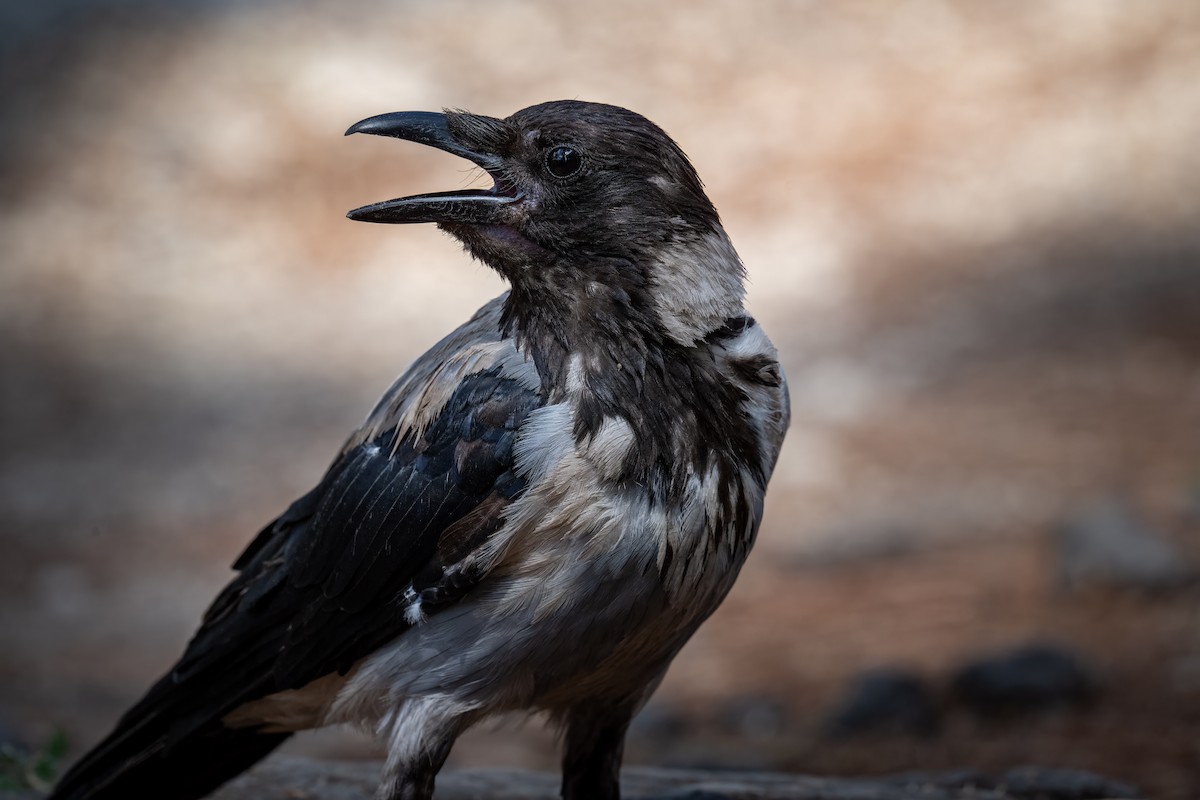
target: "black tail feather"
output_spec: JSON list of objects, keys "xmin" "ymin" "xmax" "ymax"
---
[{"xmin": 48, "ymin": 718, "xmax": 290, "ymax": 800}]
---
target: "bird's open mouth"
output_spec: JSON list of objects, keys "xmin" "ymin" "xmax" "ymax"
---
[{"xmin": 345, "ymin": 111, "xmax": 523, "ymax": 225}]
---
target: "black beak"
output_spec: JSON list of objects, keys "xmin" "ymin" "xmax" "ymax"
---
[{"xmin": 345, "ymin": 111, "xmax": 521, "ymax": 225}]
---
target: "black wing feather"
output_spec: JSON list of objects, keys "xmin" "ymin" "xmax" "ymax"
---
[
  {"xmin": 51, "ymin": 366, "xmax": 542, "ymax": 800},
  {"xmin": 203, "ymin": 367, "xmax": 539, "ymax": 695}
]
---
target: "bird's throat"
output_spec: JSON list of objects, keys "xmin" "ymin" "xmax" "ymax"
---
[{"xmin": 440, "ymin": 222, "xmax": 551, "ymax": 270}]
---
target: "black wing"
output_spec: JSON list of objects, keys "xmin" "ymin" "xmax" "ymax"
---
[
  {"xmin": 53, "ymin": 364, "xmax": 541, "ymax": 798},
  {"xmin": 185, "ymin": 365, "xmax": 538, "ymax": 719}
]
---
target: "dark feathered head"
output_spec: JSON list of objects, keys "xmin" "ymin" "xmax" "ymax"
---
[{"xmin": 348, "ymin": 100, "xmax": 745, "ymax": 347}]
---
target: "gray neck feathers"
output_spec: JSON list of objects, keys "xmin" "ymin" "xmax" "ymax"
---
[{"xmin": 649, "ymin": 228, "xmax": 747, "ymax": 347}]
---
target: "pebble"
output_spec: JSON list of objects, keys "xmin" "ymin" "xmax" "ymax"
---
[
  {"xmin": 822, "ymin": 667, "xmax": 940, "ymax": 738},
  {"xmin": 951, "ymin": 643, "xmax": 1099, "ymax": 717}
]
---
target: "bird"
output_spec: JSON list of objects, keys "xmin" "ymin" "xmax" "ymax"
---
[{"xmin": 49, "ymin": 100, "xmax": 790, "ymax": 800}]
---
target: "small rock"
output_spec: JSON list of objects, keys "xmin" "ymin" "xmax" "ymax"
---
[
  {"xmin": 822, "ymin": 668, "xmax": 940, "ymax": 738},
  {"xmin": 1057, "ymin": 500, "xmax": 1195, "ymax": 592},
  {"xmin": 951, "ymin": 643, "xmax": 1099, "ymax": 717}
]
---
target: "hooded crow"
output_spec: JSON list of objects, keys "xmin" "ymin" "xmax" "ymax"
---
[{"xmin": 49, "ymin": 100, "xmax": 790, "ymax": 800}]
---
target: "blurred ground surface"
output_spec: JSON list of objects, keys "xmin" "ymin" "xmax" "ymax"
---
[{"xmin": 1, "ymin": 2, "xmax": 1198, "ymax": 799}]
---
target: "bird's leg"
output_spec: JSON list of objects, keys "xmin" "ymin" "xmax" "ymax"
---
[
  {"xmin": 560, "ymin": 703, "xmax": 635, "ymax": 800},
  {"xmin": 375, "ymin": 698, "xmax": 468, "ymax": 800},
  {"xmin": 376, "ymin": 738, "xmax": 454, "ymax": 800}
]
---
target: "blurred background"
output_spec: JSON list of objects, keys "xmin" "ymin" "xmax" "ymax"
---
[{"xmin": 2, "ymin": 0, "xmax": 1199, "ymax": 797}]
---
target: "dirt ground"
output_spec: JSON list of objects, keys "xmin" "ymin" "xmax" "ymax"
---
[{"xmin": 2, "ymin": 2, "xmax": 1198, "ymax": 799}]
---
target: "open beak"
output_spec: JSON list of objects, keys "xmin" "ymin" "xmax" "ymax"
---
[{"xmin": 345, "ymin": 111, "xmax": 521, "ymax": 225}]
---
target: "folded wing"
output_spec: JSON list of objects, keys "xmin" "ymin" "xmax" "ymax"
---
[{"xmin": 51, "ymin": 296, "xmax": 542, "ymax": 799}]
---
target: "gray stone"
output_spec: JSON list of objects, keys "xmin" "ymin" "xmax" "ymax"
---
[{"xmin": 1057, "ymin": 500, "xmax": 1195, "ymax": 592}]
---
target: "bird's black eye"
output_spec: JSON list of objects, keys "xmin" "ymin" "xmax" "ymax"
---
[{"xmin": 545, "ymin": 146, "xmax": 582, "ymax": 179}]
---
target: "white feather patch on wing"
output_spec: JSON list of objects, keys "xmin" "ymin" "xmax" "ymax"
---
[
  {"xmin": 388, "ymin": 340, "xmax": 538, "ymax": 446},
  {"xmin": 343, "ymin": 295, "xmax": 540, "ymax": 453}
]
